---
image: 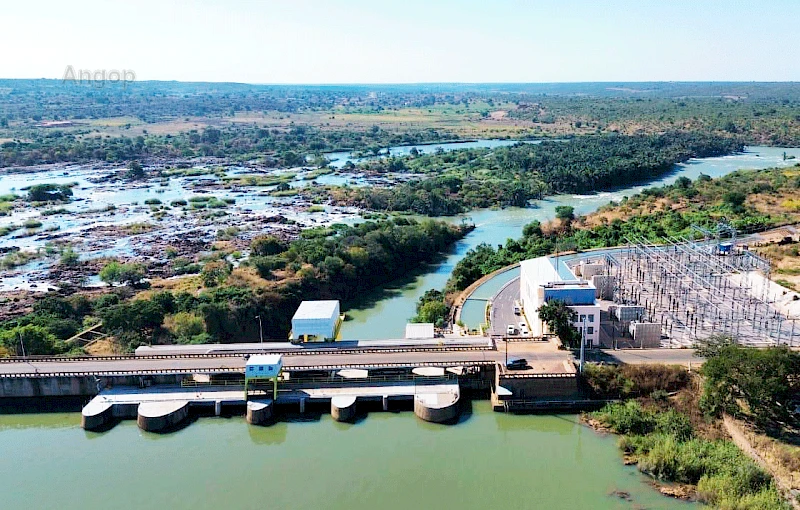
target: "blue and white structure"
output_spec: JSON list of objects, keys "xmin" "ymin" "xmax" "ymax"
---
[{"xmin": 520, "ymin": 257, "xmax": 601, "ymax": 346}]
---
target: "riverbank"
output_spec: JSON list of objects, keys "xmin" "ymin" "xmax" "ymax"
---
[{"xmin": 583, "ymin": 355, "xmax": 799, "ymax": 509}]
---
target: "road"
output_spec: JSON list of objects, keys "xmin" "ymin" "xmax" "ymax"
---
[
  {"xmin": 491, "ymin": 277, "xmax": 522, "ymax": 336},
  {"xmin": 0, "ymin": 346, "xmax": 703, "ymax": 376}
]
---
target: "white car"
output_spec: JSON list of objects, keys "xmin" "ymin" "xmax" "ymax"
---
[{"xmin": 506, "ymin": 325, "xmax": 517, "ymax": 335}]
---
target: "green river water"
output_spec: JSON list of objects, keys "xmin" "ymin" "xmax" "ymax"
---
[
  {"xmin": 0, "ymin": 402, "xmax": 696, "ymax": 510},
  {"xmin": 2, "ymin": 146, "xmax": 799, "ymax": 509}
]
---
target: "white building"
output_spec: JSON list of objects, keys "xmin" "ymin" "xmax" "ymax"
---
[
  {"xmin": 405, "ymin": 323, "xmax": 435, "ymax": 339},
  {"xmin": 245, "ymin": 354, "xmax": 283, "ymax": 379},
  {"xmin": 520, "ymin": 257, "xmax": 601, "ymax": 346},
  {"xmin": 291, "ymin": 300, "xmax": 342, "ymax": 342}
]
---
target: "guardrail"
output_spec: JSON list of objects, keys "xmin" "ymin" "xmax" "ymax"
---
[
  {"xmin": 0, "ymin": 344, "xmax": 494, "ymax": 364},
  {"xmin": 0, "ymin": 360, "xmax": 496, "ymax": 379}
]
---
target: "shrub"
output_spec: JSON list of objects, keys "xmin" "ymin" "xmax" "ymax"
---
[
  {"xmin": 60, "ymin": 248, "xmax": 79, "ymax": 266},
  {"xmin": 251, "ymin": 235, "xmax": 287, "ymax": 256},
  {"xmin": 27, "ymin": 183, "xmax": 73, "ymax": 202},
  {"xmin": 99, "ymin": 261, "xmax": 146, "ymax": 286}
]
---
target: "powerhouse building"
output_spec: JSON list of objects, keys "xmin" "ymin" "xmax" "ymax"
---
[{"xmin": 519, "ymin": 257, "xmax": 600, "ymax": 346}]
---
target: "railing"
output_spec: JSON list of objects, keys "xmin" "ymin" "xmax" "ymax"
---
[
  {"xmin": 502, "ymin": 398, "xmax": 617, "ymax": 411},
  {"xmin": 0, "ymin": 360, "xmax": 496, "ymax": 378},
  {"xmin": 0, "ymin": 344, "xmax": 494, "ymax": 364}
]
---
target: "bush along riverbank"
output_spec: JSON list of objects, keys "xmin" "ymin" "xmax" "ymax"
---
[
  {"xmin": 582, "ymin": 345, "xmax": 799, "ymax": 509},
  {"xmin": 0, "ymin": 218, "xmax": 473, "ymax": 355}
]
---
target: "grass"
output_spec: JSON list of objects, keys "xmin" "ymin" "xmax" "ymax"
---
[{"xmin": 592, "ymin": 401, "xmax": 789, "ymax": 509}]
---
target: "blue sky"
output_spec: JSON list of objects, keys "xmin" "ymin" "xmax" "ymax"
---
[{"xmin": 3, "ymin": 0, "xmax": 798, "ymax": 83}]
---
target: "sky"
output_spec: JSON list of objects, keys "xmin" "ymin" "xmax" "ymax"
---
[{"xmin": 3, "ymin": 0, "xmax": 799, "ymax": 84}]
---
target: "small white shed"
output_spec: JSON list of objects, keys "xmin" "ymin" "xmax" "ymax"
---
[
  {"xmin": 291, "ymin": 300, "xmax": 341, "ymax": 341},
  {"xmin": 245, "ymin": 354, "xmax": 283, "ymax": 379},
  {"xmin": 405, "ymin": 323, "xmax": 435, "ymax": 339}
]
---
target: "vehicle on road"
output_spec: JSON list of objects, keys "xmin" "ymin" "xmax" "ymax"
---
[
  {"xmin": 513, "ymin": 304, "xmax": 521, "ymax": 315},
  {"xmin": 505, "ymin": 357, "xmax": 528, "ymax": 370},
  {"xmin": 506, "ymin": 325, "xmax": 517, "ymax": 335}
]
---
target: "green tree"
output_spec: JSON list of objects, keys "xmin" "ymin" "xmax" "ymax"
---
[
  {"xmin": 164, "ymin": 312, "xmax": 206, "ymax": 343},
  {"xmin": 201, "ymin": 260, "xmax": 230, "ymax": 287},
  {"xmin": 26, "ymin": 183, "xmax": 73, "ymax": 202},
  {"xmin": 251, "ymin": 235, "xmax": 287, "ymax": 256},
  {"xmin": 555, "ymin": 205, "xmax": 575, "ymax": 223},
  {"xmin": 60, "ymin": 248, "xmax": 79, "ymax": 266},
  {"xmin": 126, "ymin": 161, "xmax": 145, "ymax": 180},
  {"xmin": 0, "ymin": 325, "xmax": 60, "ymax": 356},
  {"xmin": 411, "ymin": 289, "xmax": 448, "ymax": 327},
  {"xmin": 99, "ymin": 261, "xmax": 146, "ymax": 287},
  {"xmin": 699, "ymin": 338, "xmax": 800, "ymax": 424},
  {"xmin": 537, "ymin": 300, "xmax": 581, "ymax": 348}
]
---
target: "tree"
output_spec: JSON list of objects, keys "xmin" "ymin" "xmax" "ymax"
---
[
  {"xmin": 99, "ymin": 261, "xmax": 146, "ymax": 287},
  {"xmin": 698, "ymin": 338, "xmax": 800, "ymax": 425},
  {"xmin": 412, "ymin": 289, "xmax": 448, "ymax": 327},
  {"xmin": 201, "ymin": 260, "xmax": 230, "ymax": 287},
  {"xmin": 126, "ymin": 161, "xmax": 145, "ymax": 180},
  {"xmin": 60, "ymin": 248, "xmax": 79, "ymax": 266},
  {"xmin": 523, "ymin": 220, "xmax": 543, "ymax": 238},
  {"xmin": 251, "ymin": 235, "xmax": 287, "ymax": 256},
  {"xmin": 723, "ymin": 191, "xmax": 746, "ymax": 210},
  {"xmin": 0, "ymin": 325, "xmax": 60, "ymax": 356},
  {"xmin": 26, "ymin": 183, "xmax": 73, "ymax": 202},
  {"xmin": 555, "ymin": 205, "xmax": 575, "ymax": 223},
  {"xmin": 674, "ymin": 176, "xmax": 692, "ymax": 189},
  {"xmin": 537, "ymin": 300, "xmax": 581, "ymax": 348},
  {"xmin": 164, "ymin": 312, "xmax": 206, "ymax": 343}
]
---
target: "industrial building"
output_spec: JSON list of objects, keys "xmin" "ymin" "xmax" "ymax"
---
[
  {"xmin": 291, "ymin": 300, "xmax": 343, "ymax": 342},
  {"xmin": 519, "ymin": 257, "xmax": 601, "ymax": 346}
]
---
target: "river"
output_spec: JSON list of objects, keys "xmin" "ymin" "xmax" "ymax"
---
[
  {"xmin": 0, "ymin": 402, "xmax": 696, "ymax": 510},
  {"xmin": 1, "ymin": 144, "xmax": 798, "ymax": 510},
  {"xmin": 341, "ymin": 146, "xmax": 800, "ymax": 338}
]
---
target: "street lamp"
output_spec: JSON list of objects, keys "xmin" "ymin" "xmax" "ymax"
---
[
  {"xmin": 18, "ymin": 330, "xmax": 26, "ymax": 358},
  {"xmin": 255, "ymin": 315, "xmax": 264, "ymax": 344}
]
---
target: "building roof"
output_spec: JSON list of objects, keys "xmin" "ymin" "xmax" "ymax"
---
[
  {"xmin": 246, "ymin": 354, "xmax": 282, "ymax": 366},
  {"xmin": 520, "ymin": 256, "xmax": 562, "ymax": 283},
  {"xmin": 405, "ymin": 323, "xmax": 435, "ymax": 339},
  {"xmin": 292, "ymin": 300, "xmax": 339, "ymax": 320}
]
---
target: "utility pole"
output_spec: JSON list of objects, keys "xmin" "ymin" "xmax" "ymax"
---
[
  {"xmin": 255, "ymin": 315, "xmax": 263, "ymax": 344},
  {"xmin": 579, "ymin": 316, "xmax": 587, "ymax": 373}
]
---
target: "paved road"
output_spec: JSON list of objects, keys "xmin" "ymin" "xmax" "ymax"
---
[
  {"xmin": 491, "ymin": 277, "xmax": 522, "ymax": 336},
  {"xmin": 0, "ymin": 346, "xmax": 703, "ymax": 376}
]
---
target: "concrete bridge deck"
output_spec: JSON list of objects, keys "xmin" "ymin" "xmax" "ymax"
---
[{"xmin": 0, "ymin": 345, "xmax": 701, "ymax": 378}]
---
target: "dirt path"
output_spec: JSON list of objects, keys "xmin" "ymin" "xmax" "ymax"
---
[{"xmin": 723, "ymin": 414, "xmax": 800, "ymax": 509}]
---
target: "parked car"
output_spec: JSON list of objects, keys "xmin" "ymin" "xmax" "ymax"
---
[
  {"xmin": 505, "ymin": 357, "xmax": 528, "ymax": 370},
  {"xmin": 506, "ymin": 324, "xmax": 517, "ymax": 335}
]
